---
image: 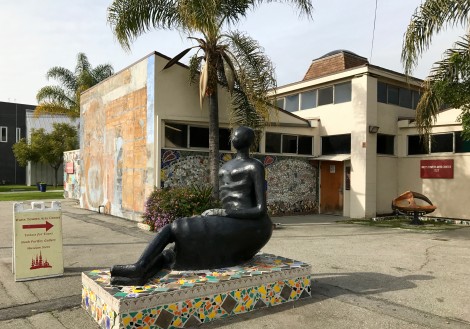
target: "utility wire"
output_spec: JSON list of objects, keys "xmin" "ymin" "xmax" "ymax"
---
[{"xmin": 370, "ymin": 0, "xmax": 379, "ymax": 62}]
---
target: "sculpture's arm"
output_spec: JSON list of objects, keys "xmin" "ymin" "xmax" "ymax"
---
[
  {"xmin": 224, "ymin": 163, "xmax": 267, "ymax": 219},
  {"xmin": 202, "ymin": 208, "xmax": 227, "ymax": 216}
]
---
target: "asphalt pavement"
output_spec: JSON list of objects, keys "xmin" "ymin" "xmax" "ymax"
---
[{"xmin": 0, "ymin": 199, "xmax": 469, "ymax": 329}]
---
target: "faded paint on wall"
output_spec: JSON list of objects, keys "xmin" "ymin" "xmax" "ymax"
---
[
  {"xmin": 145, "ymin": 55, "xmax": 156, "ymax": 199},
  {"xmin": 63, "ymin": 149, "xmax": 81, "ymax": 199},
  {"xmin": 160, "ymin": 149, "xmax": 318, "ymax": 216},
  {"xmin": 80, "ymin": 57, "xmax": 152, "ymax": 221}
]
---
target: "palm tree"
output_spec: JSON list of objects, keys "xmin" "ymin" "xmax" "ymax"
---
[
  {"xmin": 402, "ymin": 0, "xmax": 470, "ymax": 140},
  {"xmin": 35, "ymin": 53, "xmax": 114, "ymax": 118},
  {"xmin": 107, "ymin": 0, "xmax": 313, "ymax": 199}
]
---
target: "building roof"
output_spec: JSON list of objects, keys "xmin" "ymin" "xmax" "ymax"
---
[{"xmin": 303, "ymin": 50, "xmax": 369, "ymax": 81}]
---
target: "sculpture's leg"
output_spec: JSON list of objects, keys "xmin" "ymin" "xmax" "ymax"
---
[{"xmin": 110, "ymin": 225, "xmax": 174, "ymax": 285}]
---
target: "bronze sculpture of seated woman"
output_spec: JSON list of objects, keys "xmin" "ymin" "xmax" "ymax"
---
[{"xmin": 111, "ymin": 126, "xmax": 273, "ymax": 286}]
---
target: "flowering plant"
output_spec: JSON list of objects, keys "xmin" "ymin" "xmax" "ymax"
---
[{"xmin": 142, "ymin": 185, "xmax": 219, "ymax": 231}]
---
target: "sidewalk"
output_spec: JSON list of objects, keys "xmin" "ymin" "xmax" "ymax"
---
[{"xmin": 0, "ymin": 199, "xmax": 469, "ymax": 328}]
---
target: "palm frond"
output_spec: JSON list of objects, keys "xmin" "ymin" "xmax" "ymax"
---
[
  {"xmin": 430, "ymin": 35, "xmax": 470, "ymax": 81},
  {"xmin": 199, "ymin": 59, "xmax": 209, "ymax": 108},
  {"xmin": 92, "ymin": 64, "xmax": 115, "ymax": 82},
  {"xmin": 188, "ymin": 53, "xmax": 204, "ymax": 84},
  {"xmin": 224, "ymin": 31, "xmax": 277, "ymax": 123},
  {"xmin": 75, "ymin": 53, "xmax": 92, "ymax": 75},
  {"xmin": 107, "ymin": 0, "xmax": 181, "ymax": 51},
  {"xmin": 36, "ymin": 85, "xmax": 75, "ymax": 107},
  {"xmin": 46, "ymin": 67, "xmax": 77, "ymax": 93},
  {"xmin": 415, "ymin": 79, "xmax": 442, "ymax": 139},
  {"xmin": 402, "ymin": 0, "xmax": 470, "ymax": 75},
  {"xmin": 163, "ymin": 46, "xmax": 197, "ymax": 70},
  {"xmin": 36, "ymin": 53, "xmax": 113, "ymax": 118},
  {"xmin": 34, "ymin": 102, "xmax": 80, "ymax": 118},
  {"xmin": 415, "ymin": 34, "xmax": 470, "ymax": 140}
]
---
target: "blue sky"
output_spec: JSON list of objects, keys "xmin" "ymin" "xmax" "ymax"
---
[{"xmin": 0, "ymin": 0, "xmax": 465, "ymax": 105}]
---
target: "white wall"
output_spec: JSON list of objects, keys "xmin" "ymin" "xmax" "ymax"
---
[
  {"xmin": 396, "ymin": 108, "xmax": 470, "ymax": 219},
  {"xmin": 376, "ymin": 156, "xmax": 398, "ymax": 214}
]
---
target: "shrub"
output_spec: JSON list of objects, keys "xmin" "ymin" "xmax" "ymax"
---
[{"xmin": 142, "ymin": 185, "xmax": 219, "ymax": 231}]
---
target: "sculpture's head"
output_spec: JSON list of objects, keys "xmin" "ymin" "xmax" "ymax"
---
[{"xmin": 232, "ymin": 126, "xmax": 254, "ymax": 150}]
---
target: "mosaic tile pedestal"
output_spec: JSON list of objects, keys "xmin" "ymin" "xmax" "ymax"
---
[{"xmin": 82, "ymin": 253, "xmax": 311, "ymax": 329}]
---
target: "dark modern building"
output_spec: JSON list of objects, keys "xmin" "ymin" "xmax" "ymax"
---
[{"xmin": 0, "ymin": 101, "xmax": 34, "ymax": 184}]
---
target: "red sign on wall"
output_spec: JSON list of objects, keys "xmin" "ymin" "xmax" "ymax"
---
[
  {"xmin": 65, "ymin": 162, "xmax": 74, "ymax": 174},
  {"xmin": 420, "ymin": 159, "xmax": 453, "ymax": 179}
]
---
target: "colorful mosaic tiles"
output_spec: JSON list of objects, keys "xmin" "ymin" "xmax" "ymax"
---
[
  {"xmin": 160, "ymin": 149, "xmax": 318, "ymax": 216},
  {"xmin": 82, "ymin": 254, "xmax": 311, "ymax": 329}
]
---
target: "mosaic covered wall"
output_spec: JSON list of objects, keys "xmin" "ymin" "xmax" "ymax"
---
[
  {"xmin": 63, "ymin": 149, "xmax": 81, "ymax": 199},
  {"xmin": 80, "ymin": 57, "xmax": 155, "ymax": 221},
  {"xmin": 161, "ymin": 149, "xmax": 318, "ymax": 216}
]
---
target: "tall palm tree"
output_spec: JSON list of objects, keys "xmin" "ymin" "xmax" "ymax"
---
[
  {"xmin": 402, "ymin": 0, "xmax": 470, "ymax": 140},
  {"xmin": 35, "ymin": 53, "xmax": 114, "ymax": 118},
  {"xmin": 107, "ymin": 0, "xmax": 314, "ymax": 199}
]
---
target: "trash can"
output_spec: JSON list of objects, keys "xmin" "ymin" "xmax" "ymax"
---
[{"xmin": 39, "ymin": 183, "xmax": 47, "ymax": 192}]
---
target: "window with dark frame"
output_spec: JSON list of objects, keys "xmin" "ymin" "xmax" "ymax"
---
[
  {"xmin": 165, "ymin": 124, "xmax": 231, "ymax": 150},
  {"xmin": 321, "ymin": 134, "xmax": 351, "ymax": 155},
  {"xmin": 318, "ymin": 86, "xmax": 333, "ymax": 106},
  {"xmin": 300, "ymin": 90, "xmax": 316, "ymax": 110},
  {"xmin": 265, "ymin": 132, "xmax": 282, "ymax": 153},
  {"xmin": 387, "ymin": 85, "xmax": 399, "ymax": 105},
  {"xmin": 0, "ymin": 127, "xmax": 6, "ymax": 142},
  {"xmin": 189, "ymin": 126, "xmax": 209, "ymax": 148},
  {"xmin": 334, "ymin": 82, "xmax": 352, "ymax": 104},
  {"xmin": 165, "ymin": 123, "xmax": 188, "ymax": 148},
  {"xmin": 430, "ymin": 133, "xmax": 453, "ymax": 153},
  {"xmin": 455, "ymin": 131, "xmax": 470, "ymax": 153},
  {"xmin": 282, "ymin": 135, "xmax": 298, "ymax": 153},
  {"xmin": 399, "ymin": 88, "xmax": 412, "ymax": 109},
  {"xmin": 377, "ymin": 81, "xmax": 387, "ymax": 103},
  {"xmin": 265, "ymin": 133, "xmax": 313, "ymax": 155},
  {"xmin": 16, "ymin": 128, "xmax": 21, "ymax": 142},
  {"xmin": 408, "ymin": 135, "xmax": 427, "ymax": 155},
  {"xmin": 412, "ymin": 91, "xmax": 421, "ymax": 109},
  {"xmin": 276, "ymin": 98, "xmax": 284, "ymax": 109},
  {"xmin": 219, "ymin": 128, "xmax": 231, "ymax": 151},
  {"xmin": 377, "ymin": 134, "xmax": 395, "ymax": 155},
  {"xmin": 298, "ymin": 136, "xmax": 313, "ymax": 155},
  {"xmin": 285, "ymin": 94, "xmax": 299, "ymax": 112},
  {"xmin": 377, "ymin": 81, "xmax": 421, "ymax": 109}
]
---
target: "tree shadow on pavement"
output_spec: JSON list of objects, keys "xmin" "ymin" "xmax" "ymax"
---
[{"xmin": 312, "ymin": 272, "xmax": 434, "ymax": 297}]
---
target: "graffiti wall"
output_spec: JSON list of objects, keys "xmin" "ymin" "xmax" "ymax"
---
[
  {"xmin": 80, "ymin": 56, "xmax": 155, "ymax": 221},
  {"xmin": 63, "ymin": 149, "xmax": 81, "ymax": 199},
  {"xmin": 161, "ymin": 149, "xmax": 318, "ymax": 216}
]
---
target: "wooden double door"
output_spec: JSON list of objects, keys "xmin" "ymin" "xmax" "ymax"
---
[{"xmin": 320, "ymin": 161, "xmax": 344, "ymax": 215}]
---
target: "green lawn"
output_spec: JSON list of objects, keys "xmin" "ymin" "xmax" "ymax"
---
[
  {"xmin": 0, "ymin": 185, "xmax": 41, "ymax": 192},
  {"xmin": 0, "ymin": 191, "xmax": 64, "ymax": 201}
]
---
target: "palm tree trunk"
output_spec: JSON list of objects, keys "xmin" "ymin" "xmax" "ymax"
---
[{"xmin": 208, "ymin": 90, "xmax": 220, "ymax": 200}]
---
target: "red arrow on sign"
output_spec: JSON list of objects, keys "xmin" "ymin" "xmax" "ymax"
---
[{"xmin": 23, "ymin": 221, "xmax": 54, "ymax": 232}]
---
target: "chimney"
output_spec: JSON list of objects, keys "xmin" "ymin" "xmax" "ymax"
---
[{"xmin": 303, "ymin": 50, "xmax": 368, "ymax": 81}]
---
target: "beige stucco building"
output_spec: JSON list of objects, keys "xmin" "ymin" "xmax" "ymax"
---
[
  {"xmin": 78, "ymin": 52, "xmax": 317, "ymax": 221},
  {"xmin": 276, "ymin": 50, "xmax": 470, "ymax": 219},
  {"xmin": 74, "ymin": 49, "xmax": 470, "ymax": 221}
]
